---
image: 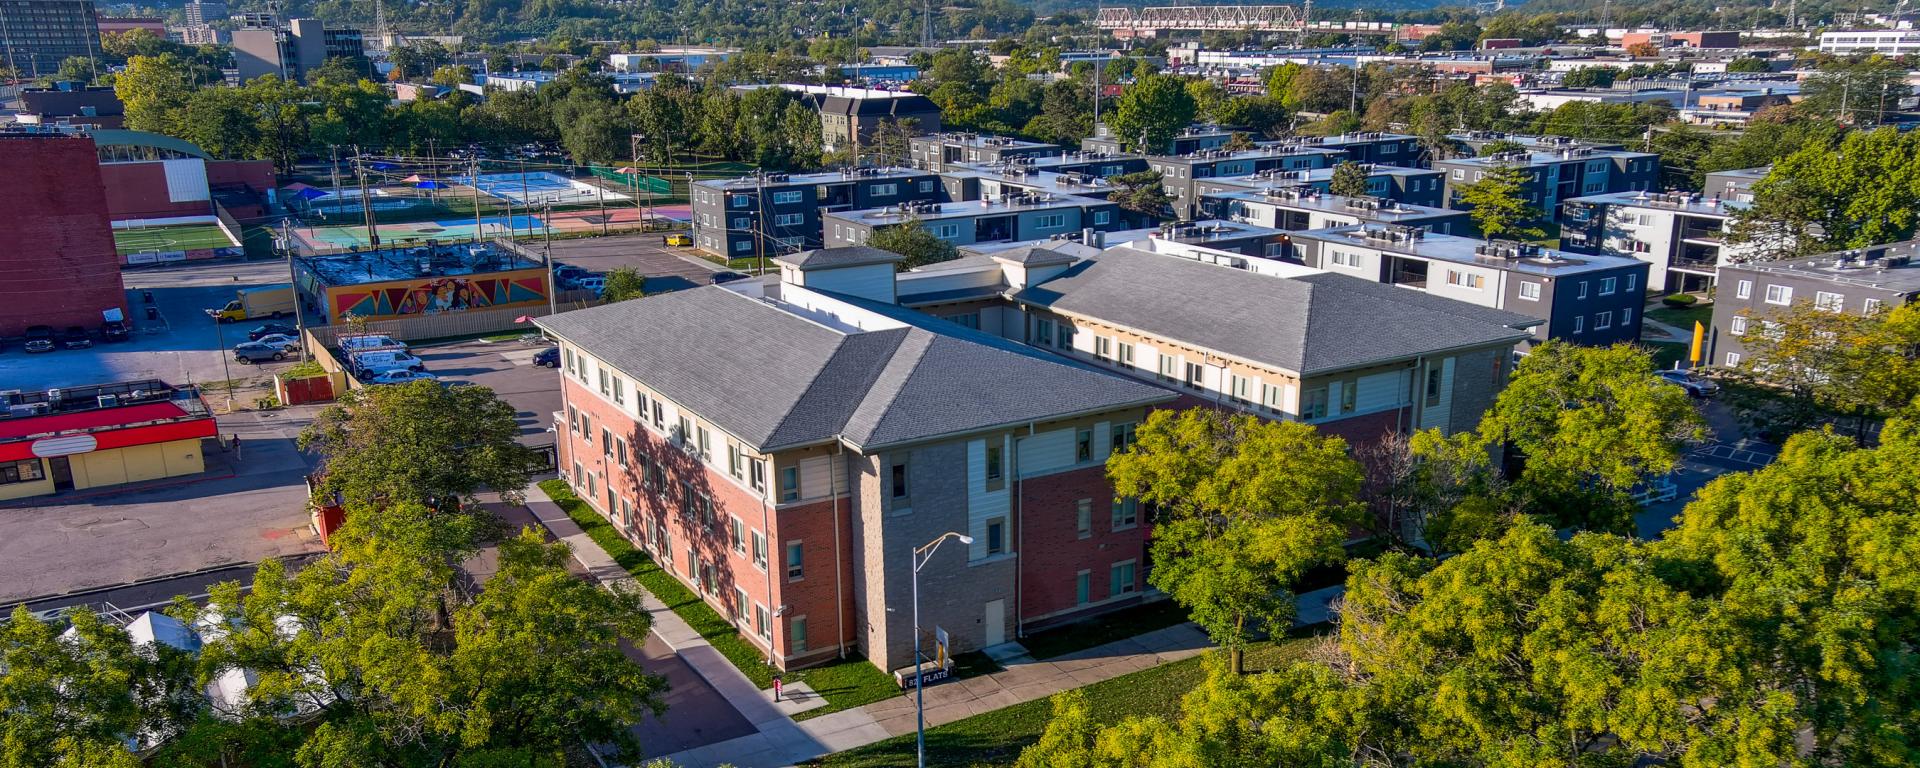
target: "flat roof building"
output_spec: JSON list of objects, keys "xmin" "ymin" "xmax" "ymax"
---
[
  {"xmin": 0, "ymin": 0, "xmax": 101, "ymax": 77},
  {"xmin": 1083, "ymin": 122, "xmax": 1235, "ymax": 155},
  {"xmin": 1562, "ymin": 190, "xmax": 1752, "ymax": 294},
  {"xmin": 823, "ymin": 194, "xmax": 1126, "ymax": 250},
  {"xmin": 1201, "ymin": 186, "xmax": 1470, "ymax": 236},
  {"xmin": 1434, "ymin": 147, "xmax": 1660, "ymax": 222},
  {"xmin": 1288, "ymin": 226, "xmax": 1650, "ymax": 347},
  {"xmin": 231, "ymin": 18, "xmax": 363, "ymax": 83},
  {"xmin": 690, "ymin": 167, "xmax": 945, "ymax": 258},
  {"xmin": 910, "ymin": 133, "xmax": 1063, "ymax": 173},
  {"xmin": 0, "ymin": 128, "xmax": 126, "ymax": 339},
  {"xmin": 0, "ymin": 381, "xmax": 216, "ymax": 501},
  {"xmin": 1195, "ymin": 164, "xmax": 1448, "ymax": 210},
  {"xmin": 1703, "ymin": 166, "xmax": 1767, "ymax": 203},
  {"xmin": 294, "ymin": 241, "xmax": 550, "ymax": 323},
  {"xmin": 1708, "ymin": 242, "xmax": 1920, "ymax": 369},
  {"xmin": 1144, "ymin": 146, "xmax": 1344, "ymax": 219}
]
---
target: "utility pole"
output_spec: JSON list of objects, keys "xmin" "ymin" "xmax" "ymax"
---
[
  {"xmin": 542, "ymin": 203, "xmax": 557, "ymax": 314},
  {"xmin": 355, "ymin": 148, "xmax": 381, "ymax": 247},
  {"xmin": 471, "ymin": 156, "xmax": 484, "ymax": 241},
  {"xmin": 280, "ymin": 217, "xmax": 307, "ymax": 361}
]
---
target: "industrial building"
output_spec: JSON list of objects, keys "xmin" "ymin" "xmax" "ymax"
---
[
  {"xmin": 293, "ymin": 241, "xmax": 550, "ymax": 324},
  {"xmin": 0, "ymin": 127, "xmax": 127, "ymax": 338},
  {"xmin": 0, "ymin": 381, "xmax": 217, "ymax": 501}
]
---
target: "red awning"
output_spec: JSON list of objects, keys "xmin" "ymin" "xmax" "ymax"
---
[{"xmin": 0, "ymin": 402, "xmax": 219, "ymax": 462}]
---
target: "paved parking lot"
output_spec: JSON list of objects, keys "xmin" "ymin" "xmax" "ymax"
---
[
  {"xmin": 410, "ymin": 337, "xmax": 564, "ymax": 449},
  {"xmin": 538, "ymin": 233, "xmax": 729, "ymax": 294}
]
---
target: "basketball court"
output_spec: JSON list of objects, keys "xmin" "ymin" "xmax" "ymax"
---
[{"xmin": 453, "ymin": 171, "xmax": 631, "ymax": 205}]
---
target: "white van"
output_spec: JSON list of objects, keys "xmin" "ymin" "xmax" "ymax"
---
[
  {"xmin": 352, "ymin": 350, "xmax": 427, "ymax": 374},
  {"xmin": 339, "ymin": 334, "xmax": 408, "ymax": 353}
]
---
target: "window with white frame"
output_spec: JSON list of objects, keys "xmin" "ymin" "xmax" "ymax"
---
[
  {"xmin": 1446, "ymin": 270, "xmax": 1484, "ymax": 289},
  {"xmin": 1595, "ymin": 311, "xmax": 1613, "ymax": 330},
  {"xmin": 1518, "ymin": 281, "xmax": 1541, "ymax": 301},
  {"xmin": 871, "ymin": 183, "xmax": 898, "ymax": 197},
  {"xmin": 751, "ymin": 531, "xmax": 767, "ymax": 570},
  {"xmin": 1730, "ymin": 315, "xmax": 1748, "ymax": 335},
  {"xmin": 1076, "ymin": 499, "xmax": 1092, "ymax": 539},
  {"xmin": 1262, "ymin": 382, "xmax": 1284, "ymax": 411},
  {"xmin": 1093, "ymin": 210, "xmax": 1111, "ymax": 225},
  {"xmin": 1736, "ymin": 279, "xmax": 1752, "ymax": 299},
  {"xmin": 774, "ymin": 213, "xmax": 803, "ymax": 227},
  {"xmin": 785, "ymin": 540, "xmax": 804, "ymax": 581},
  {"xmin": 932, "ymin": 223, "xmax": 959, "ymax": 238},
  {"xmin": 1865, "ymin": 297, "xmax": 1886, "ymax": 314},
  {"xmin": 1329, "ymin": 249, "xmax": 1360, "ymax": 268},
  {"xmin": 1599, "ymin": 277, "xmax": 1616, "ymax": 295},
  {"xmin": 1576, "ymin": 280, "xmax": 1589, "ymax": 299},
  {"xmin": 1035, "ymin": 213, "xmax": 1066, "ymax": 229},
  {"xmin": 1572, "ymin": 315, "xmax": 1585, "ymax": 334},
  {"xmin": 1116, "ymin": 341, "xmax": 1135, "ymax": 368},
  {"xmin": 1302, "ymin": 387, "xmax": 1328, "ymax": 419},
  {"xmin": 771, "ymin": 190, "xmax": 803, "ymax": 204},
  {"xmin": 1112, "ymin": 497, "xmax": 1138, "ymax": 530},
  {"xmin": 730, "ymin": 195, "xmax": 748, "ymax": 208},
  {"xmin": 1726, "ymin": 352, "xmax": 1742, "ymax": 366},
  {"xmin": 1110, "ymin": 560, "xmax": 1138, "ymax": 596},
  {"xmin": 1814, "ymin": 291, "xmax": 1844, "ymax": 312},
  {"xmin": 1765, "ymin": 284, "xmax": 1792, "ymax": 305}
]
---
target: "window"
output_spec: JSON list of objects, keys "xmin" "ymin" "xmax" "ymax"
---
[
  {"xmin": 1302, "ymin": 387, "xmax": 1329, "ymax": 419},
  {"xmin": 750, "ymin": 459, "xmax": 767, "ymax": 492},
  {"xmin": 0, "ymin": 458, "xmax": 44, "ymax": 485},
  {"xmin": 754, "ymin": 603, "xmax": 771, "ymax": 640},
  {"xmin": 1599, "ymin": 277, "xmax": 1616, "ymax": 295},
  {"xmin": 1076, "ymin": 429, "xmax": 1094, "ymax": 462},
  {"xmin": 1341, "ymin": 382, "xmax": 1357, "ymax": 413},
  {"xmin": 728, "ymin": 444, "xmax": 744, "ymax": 479},
  {"xmin": 891, "ymin": 460, "xmax": 910, "ymax": 500},
  {"xmin": 1518, "ymin": 281, "xmax": 1541, "ymax": 301},
  {"xmin": 751, "ymin": 531, "xmax": 768, "ymax": 570},
  {"xmin": 677, "ymin": 415, "xmax": 693, "ymax": 445},
  {"xmin": 730, "ymin": 194, "xmax": 748, "ymax": 208},
  {"xmin": 1076, "ymin": 499, "xmax": 1092, "ymax": 539},
  {"xmin": 696, "ymin": 427, "xmax": 711, "ymax": 458},
  {"xmin": 1094, "ymin": 336, "xmax": 1113, "ymax": 360},
  {"xmin": 986, "ymin": 518, "xmax": 1006, "ymax": 555},
  {"xmin": 1576, "ymin": 281, "xmax": 1589, "ymax": 299},
  {"xmin": 919, "ymin": 180, "xmax": 935, "ymax": 192},
  {"xmin": 933, "ymin": 223, "xmax": 960, "ymax": 239},
  {"xmin": 1765, "ymin": 284, "xmax": 1793, "ymax": 305},
  {"xmin": 601, "ymin": 428, "xmax": 613, "ymax": 457},
  {"xmin": 1736, "ymin": 279, "xmax": 1753, "ymax": 300},
  {"xmin": 1112, "ymin": 497, "xmax": 1139, "ymax": 530},
  {"xmin": 1625, "ymin": 273, "xmax": 1636, "ymax": 292},
  {"xmin": 564, "ymin": 348, "xmax": 576, "ymax": 375},
  {"xmin": 1111, "ymin": 423, "xmax": 1137, "ymax": 453},
  {"xmin": 1815, "ymin": 291, "xmax": 1845, "ymax": 312},
  {"xmin": 731, "ymin": 516, "xmax": 746, "ymax": 554},
  {"xmin": 1185, "ymin": 362, "xmax": 1205, "ymax": 389},
  {"xmin": 785, "ymin": 540, "xmax": 804, "ymax": 581},
  {"xmin": 1445, "ymin": 270, "xmax": 1484, "ymax": 290},
  {"xmin": 1110, "ymin": 560, "xmax": 1138, "ymax": 596},
  {"xmin": 731, "ymin": 216, "xmax": 751, "ymax": 230},
  {"xmin": 1725, "ymin": 352, "xmax": 1742, "ymax": 366},
  {"xmin": 780, "ymin": 466, "xmax": 799, "ymax": 502},
  {"xmin": 1424, "ymin": 368, "xmax": 1444, "ymax": 407},
  {"xmin": 616, "ymin": 438, "xmax": 628, "ymax": 467},
  {"xmin": 771, "ymin": 190, "xmax": 803, "ymax": 204},
  {"xmin": 1329, "ymin": 249, "xmax": 1360, "ymax": 268},
  {"xmin": 1035, "ymin": 213, "xmax": 1066, "ymax": 229},
  {"xmin": 790, "ymin": 616, "xmax": 808, "ymax": 652},
  {"xmin": 1595, "ymin": 311, "xmax": 1613, "ymax": 330},
  {"xmin": 1865, "ymin": 297, "xmax": 1886, "ymax": 314},
  {"xmin": 1158, "ymin": 354, "xmax": 1179, "ymax": 383},
  {"xmin": 871, "ymin": 183, "xmax": 897, "ymax": 197},
  {"xmin": 1117, "ymin": 341, "xmax": 1135, "ymax": 368},
  {"xmin": 1076, "ymin": 571, "xmax": 1092, "ymax": 605},
  {"xmin": 734, "ymin": 586, "xmax": 749, "ymax": 619},
  {"xmin": 651, "ymin": 399, "xmax": 665, "ymax": 429},
  {"xmin": 1034, "ymin": 318, "xmax": 1054, "ymax": 346},
  {"xmin": 985, "ymin": 445, "xmax": 1003, "ymax": 481},
  {"xmin": 774, "ymin": 213, "xmax": 804, "ymax": 227},
  {"xmin": 1730, "ymin": 316, "xmax": 1749, "ymax": 335},
  {"xmin": 1093, "ymin": 210, "xmax": 1111, "ymax": 225},
  {"xmin": 1262, "ymin": 383, "xmax": 1285, "ymax": 411},
  {"xmin": 1058, "ymin": 322, "xmax": 1076, "ymax": 350},
  {"xmin": 1228, "ymin": 374, "xmax": 1252, "ymax": 403},
  {"xmin": 734, "ymin": 240, "xmax": 752, "ymax": 253},
  {"xmin": 1621, "ymin": 307, "xmax": 1633, "ymax": 326}
]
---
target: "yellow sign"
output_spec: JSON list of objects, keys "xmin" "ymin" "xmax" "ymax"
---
[{"xmin": 1690, "ymin": 321, "xmax": 1705, "ymax": 364}]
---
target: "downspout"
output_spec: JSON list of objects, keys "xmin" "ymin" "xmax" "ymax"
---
[
  {"xmin": 761, "ymin": 480, "xmax": 777, "ymax": 667},
  {"xmin": 831, "ymin": 438, "xmax": 847, "ymax": 659}
]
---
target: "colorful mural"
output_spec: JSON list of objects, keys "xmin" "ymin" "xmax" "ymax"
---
[{"xmin": 325, "ymin": 270, "xmax": 548, "ymax": 322}]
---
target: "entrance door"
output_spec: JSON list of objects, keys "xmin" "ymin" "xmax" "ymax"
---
[
  {"xmin": 47, "ymin": 457, "xmax": 74, "ymax": 491},
  {"xmin": 983, "ymin": 599, "xmax": 1006, "ymax": 647}
]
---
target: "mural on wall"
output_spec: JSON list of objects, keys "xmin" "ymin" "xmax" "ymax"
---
[{"xmin": 329, "ymin": 275, "xmax": 547, "ymax": 320}]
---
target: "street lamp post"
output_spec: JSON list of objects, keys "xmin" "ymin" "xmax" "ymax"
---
[{"xmin": 912, "ymin": 531, "xmax": 973, "ymax": 768}]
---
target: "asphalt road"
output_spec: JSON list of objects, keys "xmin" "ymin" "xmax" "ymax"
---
[{"xmin": 538, "ymin": 233, "xmax": 727, "ymax": 294}]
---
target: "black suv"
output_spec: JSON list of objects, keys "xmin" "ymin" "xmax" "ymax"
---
[
  {"xmin": 248, "ymin": 322, "xmax": 298, "ymax": 341},
  {"xmin": 22, "ymin": 325, "xmax": 56, "ymax": 353},
  {"xmin": 60, "ymin": 326, "xmax": 93, "ymax": 349}
]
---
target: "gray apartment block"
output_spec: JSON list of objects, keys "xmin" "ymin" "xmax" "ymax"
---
[
  {"xmin": 1083, "ymin": 123, "xmax": 1233, "ymax": 155},
  {"xmin": 0, "ymin": 0, "xmax": 100, "ymax": 78},
  {"xmin": 1447, "ymin": 131, "xmax": 1625, "ymax": 156},
  {"xmin": 910, "ymin": 132, "xmax": 1062, "ymax": 172},
  {"xmin": 1289, "ymin": 226, "xmax": 1650, "ymax": 347},
  {"xmin": 824, "ymin": 195, "xmax": 1127, "ymax": 249},
  {"xmin": 231, "ymin": 18, "xmax": 362, "ymax": 83},
  {"xmin": 1201, "ymin": 187, "xmax": 1470, "ymax": 236},
  {"xmin": 1010, "ymin": 150, "xmax": 1149, "ymax": 179},
  {"xmin": 1263, "ymin": 131, "xmax": 1425, "ymax": 167},
  {"xmin": 1195, "ymin": 164, "xmax": 1448, "ymax": 211},
  {"xmin": 690, "ymin": 167, "xmax": 944, "ymax": 258},
  {"xmin": 1707, "ymin": 242, "xmax": 1920, "ymax": 368},
  {"xmin": 1703, "ymin": 166, "xmax": 1768, "ymax": 204},
  {"xmin": 1147, "ymin": 146, "xmax": 1341, "ymax": 219},
  {"xmin": 1103, "ymin": 219, "xmax": 1293, "ymax": 259},
  {"xmin": 1434, "ymin": 147, "xmax": 1660, "ymax": 223},
  {"xmin": 938, "ymin": 165, "xmax": 1119, "ymax": 207},
  {"xmin": 1562, "ymin": 190, "xmax": 1752, "ymax": 294}
]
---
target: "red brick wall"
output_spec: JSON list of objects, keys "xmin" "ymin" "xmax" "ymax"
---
[
  {"xmin": 1017, "ymin": 463, "xmax": 1151, "ymax": 621},
  {"xmin": 0, "ymin": 135, "xmax": 126, "ymax": 337},
  {"xmin": 99, "ymin": 162, "xmax": 212, "ymax": 221},
  {"xmin": 773, "ymin": 496, "xmax": 858, "ymax": 663},
  {"xmin": 207, "ymin": 159, "xmax": 274, "ymax": 195}
]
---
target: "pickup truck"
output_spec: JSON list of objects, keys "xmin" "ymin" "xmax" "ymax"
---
[{"xmin": 207, "ymin": 285, "xmax": 295, "ymax": 323}]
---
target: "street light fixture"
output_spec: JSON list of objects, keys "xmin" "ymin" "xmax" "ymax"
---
[{"xmin": 912, "ymin": 531, "xmax": 973, "ymax": 768}]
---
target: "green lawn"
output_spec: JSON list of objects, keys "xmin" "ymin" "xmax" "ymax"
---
[
  {"xmin": 809, "ymin": 636, "xmax": 1319, "ymax": 768},
  {"xmin": 113, "ymin": 223, "xmax": 238, "ymax": 254},
  {"xmin": 1647, "ymin": 303, "xmax": 1714, "ymax": 330},
  {"xmin": 539, "ymin": 480, "xmax": 902, "ymax": 720},
  {"xmin": 1646, "ymin": 342, "xmax": 1691, "ymax": 372},
  {"xmin": 1018, "ymin": 599, "xmax": 1193, "ymax": 660}
]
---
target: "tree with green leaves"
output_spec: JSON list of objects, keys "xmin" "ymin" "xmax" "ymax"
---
[
  {"xmin": 1105, "ymin": 169, "xmax": 1173, "ymax": 220},
  {"xmin": 600, "ymin": 267, "xmax": 647, "ymax": 303},
  {"xmin": 300, "ymin": 380, "xmax": 546, "ymax": 510},
  {"xmin": 1728, "ymin": 126, "xmax": 1920, "ymax": 261},
  {"xmin": 1106, "ymin": 72, "xmax": 1197, "ymax": 154},
  {"xmin": 1475, "ymin": 342, "xmax": 1705, "ymax": 533},
  {"xmin": 1560, "ymin": 66, "xmax": 1618, "ymax": 88},
  {"xmin": 115, "ymin": 53, "xmax": 201, "ymax": 133},
  {"xmin": 1106, "ymin": 409, "xmax": 1361, "ymax": 672},
  {"xmin": 1458, "ymin": 164, "xmax": 1546, "ymax": 241},
  {"xmin": 1723, "ymin": 300, "xmax": 1920, "ymax": 444},
  {"xmin": 1, "ymin": 606, "xmax": 201, "ymax": 768},
  {"xmin": 1327, "ymin": 160, "xmax": 1369, "ymax": 198},
  {"xmin": 868, "ymin": 218, "xmax": 960, "ymax": 271},
  {"xmin": 866, "ymin": 116, "xmax": 919, "ymax": 166},
  {"xmin": 1476, "ymin": 138, "xmax": 1527, "ymax": 157}
]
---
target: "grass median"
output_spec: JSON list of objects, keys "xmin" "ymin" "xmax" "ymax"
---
[{"xmin": 538, "ymin": 479, "xmax": 899, "ymax": 720}]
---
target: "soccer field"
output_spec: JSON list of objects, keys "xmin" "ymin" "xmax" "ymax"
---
[{"xmin": 113, "ymin": 223, "xmax": 239, "ymax": 254}]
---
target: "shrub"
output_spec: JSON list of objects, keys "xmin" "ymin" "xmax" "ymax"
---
[{"xmin": 1662, "ymin": 293, "xmax": 1698, "ymax": 307}]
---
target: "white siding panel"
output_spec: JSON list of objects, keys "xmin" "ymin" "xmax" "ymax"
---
[
  {"xmin": 1018, "ymin": 429, "xmax": 1074, "ymax": 477},
  {"xmin": 799, "ymin": 456, "xmax": 831, "ymax": 501},
  {"xmin": 163, "ymin": 158, "xmax": 210, "ymax": 202},
  {"xmin": 967, "ymin": 437, "xmax": 1008, "ymax": 559},
  {"xmin": 1355, "ymin": 371, "xmax": 1407, "ymax": 413}
]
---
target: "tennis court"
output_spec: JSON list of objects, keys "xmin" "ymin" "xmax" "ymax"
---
[
  {"xmin": 294, "ymin": 215, "xmax": 548, "ymax": 251},
  {"xmin": 113, "ymin": 223, "xmax": 239, "ymax": 255},
  {"xmin": 453, "ymin": 171, "xmax": 630, "ymax": 205}
]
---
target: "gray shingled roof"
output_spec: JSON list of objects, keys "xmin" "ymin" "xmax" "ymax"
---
[
  {"xmin": 537, "ymin": 285, "xmax": 1173, "ymax": 453},
  {"xmin": 774, "ymin": 246, "xmax": 903, "ymax": 270},
  {"xmin": 1011, "ymin": 247, "xmax": 1537, "ymax": 377},
  {"xmin": 989, "ymin": 246, "xmax": 1077, "ymax": 267}
]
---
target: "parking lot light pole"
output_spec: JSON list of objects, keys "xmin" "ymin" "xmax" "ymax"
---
[
  {"xmin": 212, "ymin": 318, "xmax": 235, "ymax": 413},
  {"xmin": 913, "ymin": 531, "xmax": 973, "ymax": 768}
]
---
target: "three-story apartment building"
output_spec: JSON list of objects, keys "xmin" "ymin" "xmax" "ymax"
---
[
  {"xmin": 1561, "ymin": 190, "xmax": 1752, "ymax": 294},
  {"xmin": 690, "ymin": 167, "xmax": 945, "ymax": 258},
  {"xmin": 823, "ymin": 194, "xmax": 1128, "ymax": 249},
  {"xmin": 1707, "ymin": 241, "xmax": 1920, "ymax": 368},
  {"xmin": 1202, "ymin": 186, "xmax": 1470, "ymax": 235},
  {"xmin": 910, "ymin": 133, "xmax": 1063, "ymax": 172},
  {"xmin": 1433, "ymin": 147, "xmax": 1660, "ymax": 222}
]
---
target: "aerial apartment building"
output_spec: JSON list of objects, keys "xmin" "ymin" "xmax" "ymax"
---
[
  {"xmin": 1561, "ymin": 190, "xmax": 1752, "ymax": 294},
  {"xmin": 1261, "ymin": 131, "xmax": 1426, "ymax": 167},
  {"xmin": 1707, "ymin": 241, "xmax": 1920, "ymax": 368},
  {"xmin": 0, "ymin": 0, "xmax": 101, "ymax": 77},
  {"xmin": 1288, "ymin": 225, "xmax": 1650, "ymax": 347},
  {"xmin": 909, "ymin": 133, "xmax": 1063, "ymax": 173},
  {"xmin": 823, "ymin": 194, "xmax": 1127, "ymax": 249},
  {"xmin": 231, "ymin": 17, "xmax": 363, "ymax": 83},
  {"xmin": 1201, "ymin": 186, "xmax": 1469, "ymax": 235},
  {"xmin": 1447, "ymin": 131, "xmax": 1625, "ymax": 156},
  {"xmin": 1194, "ymin": 164, "xmax": 1448, "ymax": 210},
  {"xmin": 936, "ymin": 164, "xmax": 1120, "ymax": 206},
  {"xmin": 542, "ymin": 247, "xmax": 1176, "ymax": 672},
  {"xmin": 1702, "ymin": 166, "xmax": 1767, "ymax": 203},
  {"xmin": 1145, "ymin": 146, "xmax": 1343, "ymax": 219},
  {"xmin": 1433, "ymin": 146, "xmax": 1660, "ymax": 222},
  {"xmin": 999, "ymin": 150, "xmax": 1148, "ymax": 179},
  {"xmin": 1083, "ymin": 123, "xmax": 1235, "ymax": 155},
  {"xmin": 690, "ymin": 167, "xmax": 944, "ymax": 258}
]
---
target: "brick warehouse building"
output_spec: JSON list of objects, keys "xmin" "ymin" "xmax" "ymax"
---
[
  {"xmin": 0, "ymin": 129, "xmax": 127, "ymax": 338},
  {"xmin": 539, "ymin": 249, "xmax": 1175, "ymax": 673}
]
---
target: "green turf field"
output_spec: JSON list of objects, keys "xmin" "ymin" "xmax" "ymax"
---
[{"xmin": 113, "ymin": 223, "xmax": 239, "ymax": 254}]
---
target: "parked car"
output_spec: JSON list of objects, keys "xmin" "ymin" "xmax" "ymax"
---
[
  {"xmin": 553, "ymin": 264, "xmax": 591, "ymax": 282},
  {"xmin": 1657, "ymin": 369, "xmax": 1720, "ymax": 398},
  {"xmin": 573, "ymin": 276, "xmax": 607, "ymax": 294},
  {"xmin": 253, "ymin": 333, "xmax": 301, "ymax": 353},
  {"xmin": 23, "ymin": 325, "xmax": 56, "ymax": 353},
  {"xmin": 532, "ymin": 347, "xmax": 560, "ymax": 368},
  {"xmin": 365, "ymin": 369, "xmax": 437, "ymax": 385},
  {"xmin": 663, "ymin": 233, "xmax": 693, "ymax": 246},
  {"xmin": 710, "ymin": 271, "xmax": 749, "ymax": 285},
  {"xmin": 59, "ymin": 326, "xmax": 92, "ymax": 349},
  {"xmin": 351, "ymin": 349, "xmax": 427, "ymax": 374},
  {"xmin": 102, "ymin": 319, "xmax": 131, "ymax": 342},
  {"xmin": 247, "ymin": 322, "xmax": 298, "ymax": 341},
  {"xmin": 233, "ymin": 341, "xmax": 287, "ymax": 363}
]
